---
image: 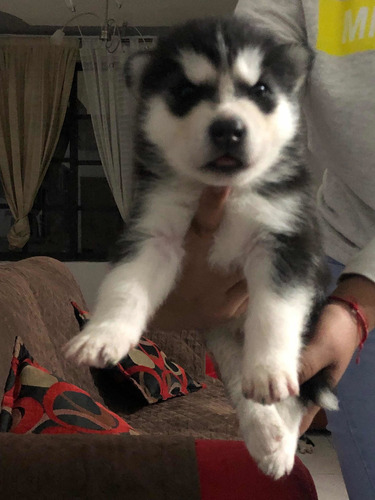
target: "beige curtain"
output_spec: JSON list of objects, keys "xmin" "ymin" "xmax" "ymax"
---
[
  {"xmin": 0, "ymin": 37, "xmax": 79, "ymax": 249},
  {"xmin": 80, "ymin": 37, "xmax": 157, "ymax": 222}
]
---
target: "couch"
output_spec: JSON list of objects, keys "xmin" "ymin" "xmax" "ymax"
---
[{"xmin": 0, "ymin": 257, "xmax": 318, "ymax": 499}]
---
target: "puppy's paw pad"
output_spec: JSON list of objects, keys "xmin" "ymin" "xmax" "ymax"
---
[
  {"xmin": 242, "ymin": 419, "xmax": 284, "ymax": 458},
  {"xmin": 242, "ymin": 365, "xmax": 299, "ymax": 404}
]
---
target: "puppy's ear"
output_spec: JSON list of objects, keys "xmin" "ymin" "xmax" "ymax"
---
[
  {"xmin": 125, "ymin": 51, "xmax": 153, "ymax": 97},
  {"xmin": 265, "ymin": 43, "xmax": 314, "ymax": 93}
]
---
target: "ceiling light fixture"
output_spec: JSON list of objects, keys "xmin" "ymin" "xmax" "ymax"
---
[
  {"xmin": 64, "ymin": 0, "xmax": 76, "ymax": 13},
  {"xmin": 51, "ymin": 1, "xmax": 127, "ymax": 49},
  {"xmin": 50, "ymin": 12, "xmax": 101, "ymax": 45}
]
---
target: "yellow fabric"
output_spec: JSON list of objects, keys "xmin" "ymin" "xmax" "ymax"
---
[
  {"xmin": 317, "ymin": 0, "xmax": 375, "ymax": 56},
  {"xmin": 0, "ymin": 37, "xmax": 78, "ymax": 249}
]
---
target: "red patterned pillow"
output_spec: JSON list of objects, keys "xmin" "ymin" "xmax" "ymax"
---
[
  {"xmin": 71, "ymin": 302, "xmax": 204, "ymax": 405},
  {"xmin": 71, "ymin": 300, "xmax": 90, "ymax": 329},
  {"xmin": 115, "ymin": 337, "xmax": 204, "ymax": 404},
  {"xmin": 0, "ymin": 336, "xmax": 137, "ymax": 435}
]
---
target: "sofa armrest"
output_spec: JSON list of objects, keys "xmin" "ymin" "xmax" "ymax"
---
[
  {"xmin": 0, "ymin": 434, "xmax": 200, "ymax": 500},
  {"xmin": 0, "ymin": 435, "xmax": 318, "ymax": 500},
  {"xmin": 145, "ymin": 329, "xmax": 206, "ymax": 379}
]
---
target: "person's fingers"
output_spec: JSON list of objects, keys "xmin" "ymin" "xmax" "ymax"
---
[
  {"xmin": 219, "ymin": 270, "xmax": 247, "ymax": 291},
  {"xmin": 190, "ymin": 186, "xmax": 231, "ymax": 236},
  {"xmin": 233, "ymin": 297, "xmax": 250, "ymax": 317},
  {"xmin": 225, "ymin": 279, "xmax": 249, "ymax": 316},
  {"xmin": 226, "ymin": 279, "xmax": 248, "ymax": 301}
]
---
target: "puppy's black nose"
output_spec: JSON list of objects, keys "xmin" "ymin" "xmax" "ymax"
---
[{"xmin": 209, "ymin": 118, "xmax": 246, "ymax": 149}]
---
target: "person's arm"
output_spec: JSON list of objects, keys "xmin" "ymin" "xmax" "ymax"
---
[
  {"xmin": 148, "ymin": 187, "xmax": 249, "ymax": 331},
  {"xmin": 341, "ymin": 236, "xmax": 375, "ymax": 285},
  {"xmin": 150, "ymin": 189, "xmax": 375, "ymax": 437},
  {"xmin": 299, "ymin": 273, "xmax": 375, "ymax": 434}
]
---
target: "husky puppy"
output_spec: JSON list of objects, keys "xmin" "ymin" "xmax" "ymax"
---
[{"xmin": 65, "ymin": 17, "xmax": 338, "ymax": 478}]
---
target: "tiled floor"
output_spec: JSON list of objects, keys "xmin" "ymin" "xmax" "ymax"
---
[{"xmin": 297, "ymin": 432, "xmax": 349, "ymax": 500}]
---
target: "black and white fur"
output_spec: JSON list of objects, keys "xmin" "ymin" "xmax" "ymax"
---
[{"xmin": 65, "ymin": 17, "xmax": 338, "ymax": 479}]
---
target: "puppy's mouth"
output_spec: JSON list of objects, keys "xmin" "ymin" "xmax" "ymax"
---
[{"xmin": 203, "ymin": 155, "xmax": 245, "ymax": 175}]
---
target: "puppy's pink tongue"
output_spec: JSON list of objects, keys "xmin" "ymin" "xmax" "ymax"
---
[{"xmin": 215, "ymin": 155, "xmax": 237, "ymax": 167}]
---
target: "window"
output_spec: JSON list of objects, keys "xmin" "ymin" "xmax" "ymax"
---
[{"xmin": 0, "ymin": 63, "xmax": 124, "ymax": 261}]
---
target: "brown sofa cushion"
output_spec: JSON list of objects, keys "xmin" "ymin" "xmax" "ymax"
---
[
  {"xmin": 113, "ymin": 375, "xmax": 241, "ymax": 440},
  {"xmin": 0, "ymin": 257, "xmax": 102, "ymax": 403},
  {"xmin": 144, "ymin": 329, "xmax": 206, "ymax": 380},
  {"xmin": 0, "ymin": 259, "xmax": 64, "ymax": 395}
]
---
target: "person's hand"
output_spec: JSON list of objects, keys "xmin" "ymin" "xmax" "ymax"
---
[
  {"xmin": 148, "ymin": 186, "xmax": 249, "ymax": 330},
  {"xmin": 299, "ymin": 275, "xmax": 375, "ymax": 434}
]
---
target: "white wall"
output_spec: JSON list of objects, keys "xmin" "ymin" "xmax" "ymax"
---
[
  {"xmin": 0, "ymin": 0, "xmax": 237, "ymax": 27},
  {"xmin": 65, "ymin": 261, "xmax": 109, "ymax": 310}
]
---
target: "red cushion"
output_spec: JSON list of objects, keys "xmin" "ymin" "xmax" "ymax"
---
[{"xmin": 195, "ymin": 440, "xmax": 318, "ymax": 500}]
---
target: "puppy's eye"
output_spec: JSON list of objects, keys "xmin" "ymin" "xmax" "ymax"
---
[
  {"xmin": 238, "ymin": 81, "xmax": 272, "ymax": 101},
  {"xmin": 172, "ymin": 82, "xmax": 197, "ymax": 100},
  {"xmin": 252, "ymin": 81, "xmax": 271, "ymax": 96}
]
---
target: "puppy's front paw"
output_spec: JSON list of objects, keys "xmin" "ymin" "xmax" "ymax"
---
[
  {"xmin": 242, "ymin": 365, "xmax": 299, "ymax": 404},
  {"xmin": 63, "ymin": 320, "xmax": 141, "ymax": 368}
]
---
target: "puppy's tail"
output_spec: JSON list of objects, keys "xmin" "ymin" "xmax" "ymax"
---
[{"xmin": 299, "ymin": 369, "xmax": 339, "ymax": 411}]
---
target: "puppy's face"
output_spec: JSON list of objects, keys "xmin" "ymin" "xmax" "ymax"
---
[{"xmin": 127, "ymin": 18, "xmax": 312, "ymax": 187}]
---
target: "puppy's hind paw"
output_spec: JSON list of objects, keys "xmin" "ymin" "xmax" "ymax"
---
[
  {"xmin": 256, "ymin": 435, "xmax": 296, "ymax": 480},
  {"xmin": 241, "ymin": 411, "xmax": 296, "ymax": 480}
]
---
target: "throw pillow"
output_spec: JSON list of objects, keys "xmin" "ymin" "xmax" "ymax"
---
[
  {"xmin": 0, "ymin": 336, "xmax": 137, "ymax": 435},
  {"xmin": 71, "ymin": 302, "xmax": 204, "ymax": 405},
  {"xmin": 115, "ymin": 336, "xmax": 204, "ymax": 404}
]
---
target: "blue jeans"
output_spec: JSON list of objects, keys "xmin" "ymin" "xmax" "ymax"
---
[{"xmin": 326, "ymin": 257, "xmax": 375, "ymax": 500}]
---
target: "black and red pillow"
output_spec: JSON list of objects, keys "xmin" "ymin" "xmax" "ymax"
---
[
  {"xmin": 0, "ymin": 336, "xmax": 136, "ymax": 435},
  {"xmin": 71, "ymin": 302, "xmax": 204, "ymax": 405},
  {"xmin": 115, "ymin": 336, "xmax": 204, "ymax": 404}
]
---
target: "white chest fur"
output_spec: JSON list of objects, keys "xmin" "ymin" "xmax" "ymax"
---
[{"xmin": 136, "ymin": 179, "xmax": 301, "ymax": 275}]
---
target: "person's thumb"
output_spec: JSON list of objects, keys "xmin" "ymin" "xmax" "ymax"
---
[{"xmin": 190, "ymin": 186, "xmax": 230, "ymax": 236}]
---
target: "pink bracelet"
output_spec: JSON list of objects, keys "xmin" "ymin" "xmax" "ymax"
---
[{"xmin": 328, "ymin": 295, "xmax": 369, "ymax": 364}]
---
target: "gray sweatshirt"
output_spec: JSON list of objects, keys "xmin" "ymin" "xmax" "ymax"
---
[{"xmin": 236, "ymin": 0, "xmax": 375, "ymax": 282}]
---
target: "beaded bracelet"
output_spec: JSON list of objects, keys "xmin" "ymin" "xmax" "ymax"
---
[{"xmin": 328, "ymin": 295, "xmax": 369, "ymax": 364}]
